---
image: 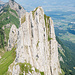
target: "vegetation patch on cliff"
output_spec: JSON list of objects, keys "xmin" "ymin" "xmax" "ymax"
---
[
  {"xmin": 18, "ymin": 62, "xmax": 44, "ymax": 75},
  {"xmin": 9, "ymin": 8, "xmax": 18, "ymax": 17},
  {"xmin": 32, "ymin": 7, "xmax": 38, "ymax": 20},
  {"xmin": 40, "ymin": 72, "xmax": 44, "ymax": 75},
  {"xmin": 44, "ymin": 14, "xmax": 50, "ymax": 26},
  {"xmin": 0, "ymin": 47, "xmax": 16, "ymax": 75},
  {"xmin": 19, "ymin": 62, "xmax": 33, "ymax": 75},
  {"xmin": 21, "ymin": 15, "xmax": 26, "ymax": 24},
  {"xmin": 48, "ymin": 35, "xmax": 52, "ymax": 41},
  {"xmin": 4, "ymin": 25, "xmax": 12, "ymax": 45},
  {"xmin": 44, "ymin": 14, "xmax": 52, "ymax": 41},
  {"xmin": 36, "ymin": 41, "xmax": 39, "ymax": 47}
]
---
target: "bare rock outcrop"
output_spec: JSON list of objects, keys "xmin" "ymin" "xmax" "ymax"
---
[
  {"xmin": 8, "ymin": 7, "xmax": 61, "ymax": 75},
  {"xmin": 8, "ymin": 25, "xmax": 17, "ymax": 50}
]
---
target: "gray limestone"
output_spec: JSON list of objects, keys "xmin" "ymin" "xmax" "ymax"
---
[{"xmin": 8, "ymin": 6, "xmax": 61, "ymax": 75}]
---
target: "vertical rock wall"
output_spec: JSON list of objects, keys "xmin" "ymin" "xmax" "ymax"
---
[{"xmin": 8, "ymin": 6, "xmax": 61, "ymax": 75}]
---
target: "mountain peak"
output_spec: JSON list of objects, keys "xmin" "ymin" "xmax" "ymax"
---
[
  {"xmin": 7, "ymin": 4, "xmax": 61, "ymax": 74},
  {"xmin": 9, "ymin": 0, "xmax": 26, "ymax": 17},
  {"xmin": 33, "ymin": 6, "xmax": 44, "ymax": 12},
  {"xmin": 9, "ymin": 0, "xmax": 14, "ymax": 2},
  {"xmin": 9, "ymin": 0, "xmax": 15, "ymax": 7},
  {"xmin": 9, "ymin": 0, "xmax": 14, "ymax": 4}
]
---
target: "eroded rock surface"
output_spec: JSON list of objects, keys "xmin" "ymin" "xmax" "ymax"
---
[{"xmin": 8, "ymin": 6, "xmax": 61, "ymax": 75}]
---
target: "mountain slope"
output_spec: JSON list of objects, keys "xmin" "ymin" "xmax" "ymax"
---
[
  {"xmin": 0, "ymin": 0, "xmax": 62, "ymax": 75},
  {"xmin": 0, "ymin": 3, "xmax": 20, "ymax": 58},
  {"xmin": 0, "ymin": 1, "xmax": 20, "ymax": 74},
  {"xmin": 7, "ymin": 6, "xmax": 61, "ymax": 75},
  {"xmin": 0, "ymin": 6, "xmax": 18, "ymax": 73},
  {"xmin": 56, "ymin": 36, "xmax": 75, "ymax": 75},
  {"xmin": 9, "ymin": 0, "xmax": 26, "ymax": 17}
]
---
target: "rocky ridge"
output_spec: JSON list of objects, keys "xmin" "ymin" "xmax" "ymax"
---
[
  {"xmin": 7, "ymin": 5, "xmax": 61, "ymax": 75},
  {"xmin": 9, "ymin": 0, "xmax": 26, "ymax": 17}
]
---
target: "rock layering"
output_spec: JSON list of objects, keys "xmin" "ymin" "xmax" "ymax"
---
[{"xmin": 8, "ymin": 6, "xmax": 61, "ymax": 75}]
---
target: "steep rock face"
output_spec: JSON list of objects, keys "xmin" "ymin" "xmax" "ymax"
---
[
  {"xmin": 9, "ymin": 0, "xmax": 26, "ymax": 17},
  {"xmin": 8, "ymin": 25, "xmax": 18, "ymax": 51},
  {"xmin": 50, "ymin": 19, "xmax": 60, "ymax": 75},
  {"xmin": 8, "ymin": 7, "xmax": 61, "ymax": 75}
]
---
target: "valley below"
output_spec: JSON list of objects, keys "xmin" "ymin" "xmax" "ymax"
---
[{"xmin": 0, "ymin": 0, "xmax": 75, "ymax": 75}]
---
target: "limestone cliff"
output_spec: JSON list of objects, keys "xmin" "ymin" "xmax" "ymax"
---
[{"xmin": 8, "ymin": 6, "xmax": 61, "ymax": 75}]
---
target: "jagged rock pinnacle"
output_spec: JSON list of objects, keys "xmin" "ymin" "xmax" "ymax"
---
[
  {"xmin": 9, "ymin": 0, "xmax": 14, "ymax": 7},
  {"xmin": 8, "ymin": 6, "xmax": 61, "ymax": 75}
]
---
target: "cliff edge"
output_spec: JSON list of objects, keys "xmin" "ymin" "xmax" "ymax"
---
[{"xmin": 7, "ymin": 6, "xmax": 61, "ymax": 75}]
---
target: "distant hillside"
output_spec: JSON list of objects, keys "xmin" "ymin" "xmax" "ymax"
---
[
  {"xmin": 56, "ymin": 36, "xmax": 75, "ymax": 75},
  {"xmin": 0, "ymin": 4, "xmax": 20, "ymax": 51},
  {"xmin": 0, "ymin": 0, "xmax": 62, "ymax": 75},
  {"xmin": 0, "ymin": 1, "xmax": 5, "ymax": 8}
]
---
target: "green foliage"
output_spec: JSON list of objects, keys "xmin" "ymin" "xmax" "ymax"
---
[
  {"xmin": 36, "ymin": 41, "xmax": 39, "ymax": 47},
  {"xmin": 18, "ymin": 62, "xmax": 44, "ymax": 75},
  {"xmin": 56, "ymin": 36, "xmax": 75, "ymax": 75},
  {"xmin": 0, "ymin": 28, "xmax": 4, "ymax": 48},
  {"xmin": 44, "ymin": 14, "xmax": 50, "ymax": 36},
  {"xmin": 40, "ymin": 72, "xmax": 44, "ymax": 75},
  {"xmin": 47, "ymin": 16, "xmax": 50, "ymax": 20},
  {"xmin": 21, "ymin": 15, "xmax": 26, "ymax": 24},
  {"xmin": 0, "ymin": 47, "xmax": 16, "ymax": 75},
  {"xmin": 58, "ymin": 48, "xmax": 65, "ymax": 57},
  {"xmin": 32, "ymin": 7, "xmax": 38, "ymax": 19},
  {"xmin": 4, "ymin": 27, "xmax": 11, "ymax": 45},
  {"xmin": 0, "ymin": 5, "xmax": 19, "ymax": 48},
  {"xmin": 44, "ymin": 14, "xmax": 50, "ymax": 26},
  {"xmin": 0, "ymin": 48, "xmax": 6, "ymax": 57},
  {"xmin": 48, "ymin": 24, "xmax": 50, "ymax": 28},
  {"xmin": 61, "ymin": 39, "xmax": 75, "ymax": 53},
  {"xmin": 48, "ymin": 35, "xmax": 52, "ymax": 41},
  {"xmin": 61, "ymin": 69, "xmax": 65, "ymax": 75},
  {"xmin": 35, "ymin": 68, "xmax": 39, "ymax": 72},
  {"xmin": 0, "ymin": 6, "xmax": 19, "ymax": 28},
  {"xmin": 44, "ymin": 14, "xmax": 46, "ymax": 25},
  {"xmin": 9, "ymin": 9, "xmax": 18, "ymax": 17},
  {"xmin": 9, "ymin": 12, "xmax": 19, "ymax": 28},
  {"xmin": 18, "ymin": 62, "xmax": 33, "ymax": 75},
  {"xmin": 44, "ymin": 14, "xmax": 51, "ymax": 42}
]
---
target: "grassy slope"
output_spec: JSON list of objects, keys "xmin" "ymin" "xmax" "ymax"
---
[
  {"xmin": 0, "ymin": 47, "xmax": 16, "ymax": 75},
  {"xmin": 0, "ymin": 5, "xmax": 19, "ymax": 74}
]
